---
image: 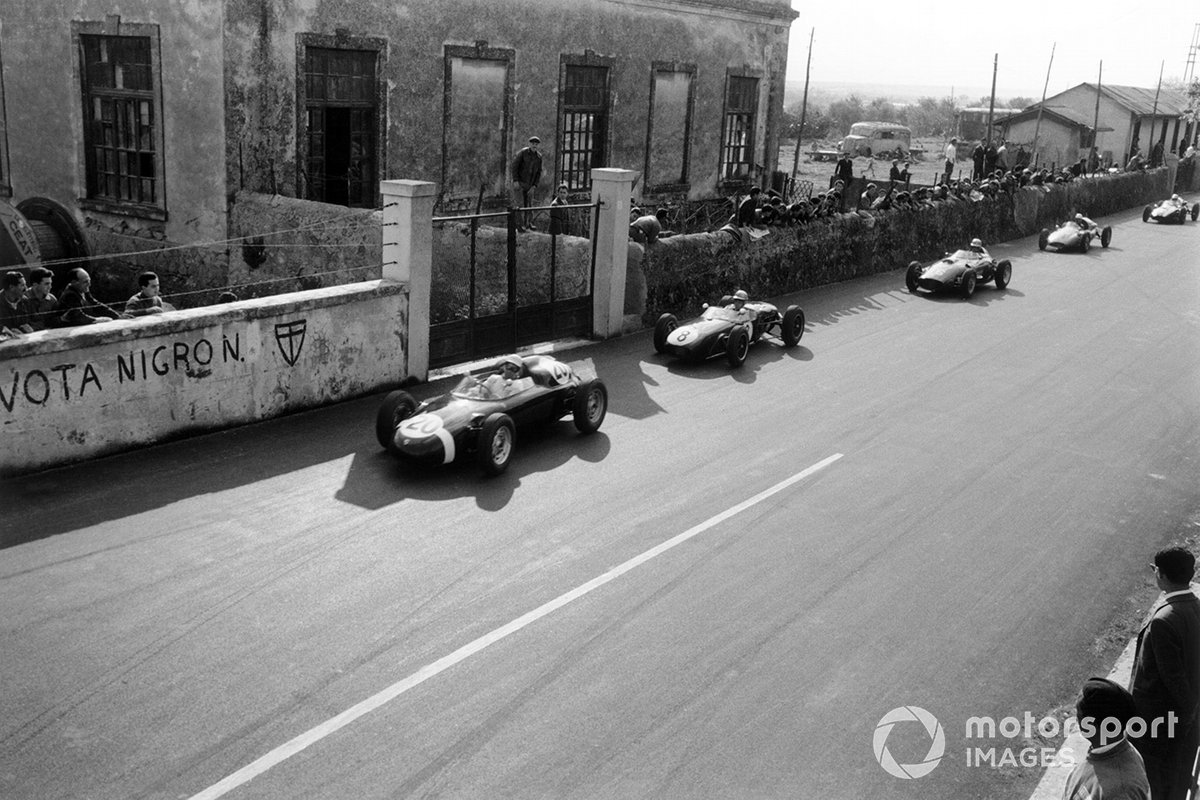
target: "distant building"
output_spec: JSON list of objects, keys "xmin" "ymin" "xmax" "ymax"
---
[
  {"xmin": 995, "ymin": 107, "xmax": 1095, "ymax": 171},
  {"xmin": 955, "ymin": 107, "xmax": 1017, "ymax": 142},
  {"xmin": 0, "ymin": 0, "xmax": 797, "ymax": 298},
  {"xmin": 1034, "ymin": 83, "xmax": 1191, "ymax": 165}
]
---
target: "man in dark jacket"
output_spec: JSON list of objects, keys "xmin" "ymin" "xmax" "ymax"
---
[
  {"xmin": 1130, "ymin": 546, "xmax": 1200, "ymax": 800},
  {"xmin": 510, "ymin": 136, "xmax": 543, "ymax": 231},
  {"xmin": 833, "ymin": 154, "xmax": 854, "ymax": 211},
  {"xmin": 51, "ymin": 268, "xmax": 124, "ymax": 327}
]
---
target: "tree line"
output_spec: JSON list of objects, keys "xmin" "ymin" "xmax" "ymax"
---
[{"xmin": 782, "ymin": 95, "xmax": 1035, "ymax": 142}]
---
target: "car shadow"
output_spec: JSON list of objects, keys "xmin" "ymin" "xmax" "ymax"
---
[
  {"xmin": 906, "ymin": 286, "xmax": 1023, "ymax": 306},
  {"xmin": 334, "ymin": 426, "xmax": 612, "ymax": 512}
]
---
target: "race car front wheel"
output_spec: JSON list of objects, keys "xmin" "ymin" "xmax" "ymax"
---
[
  {"xmin": 1037, "ymin": 229, "xmax": 1049, "ymax": 251},
  {"xmin": 376, "ymin": 390, "xmax": 418, "ymax": 450},
  {"xmin": 573, "ymin": 379, "xmax": 608, "ymax": 434},
  {"xmin": 994, "ymin": 260, "xmax": 1012, "ymax": 290},
  {"xmin": 653, "ymin": 313, "xmax": 678, "ymax": 354},
  {"xmin": 905, "ymin": 262, "xmax": 922, "ymax": 293},
  {"xmin": 726, "ymin": 326, "xmax": 750, "ymax": 368},
  {"xmin": 781, "ymin": 305, "xmax": 805, "ymax": 347},
  {"xmin": 477, "ymin": 414, "xmax": 516, "ymax": 477},
  {"xmin": 1100, "ymin": 226, "xmax": 1112, "ymax": 248},
  {"xmin": 959, "ymin": 269, "xmax": 977, "ymax": 300},
  {"xmin": 1142, "ymin": 206, "xmax": 1151, "ymax": 223},
  {"xmin": 1192, "ymin": 203, "xmax": 1199, "ymax": 222}
]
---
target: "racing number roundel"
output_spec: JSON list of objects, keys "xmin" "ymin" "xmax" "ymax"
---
[
  {"xmin": 547, "ymin": 361, "xmax": 572, "ymax": 385},
  {"xmin": 398, "ymin": 413, "xmax": 442, "ymax": 438}
]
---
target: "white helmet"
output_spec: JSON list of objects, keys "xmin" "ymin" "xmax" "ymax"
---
[
  {"xmin": 1172, "ymin": 194, "xmax": 1182, "ymax": 202},
  {"xmin": 970, "ymin": 238, "xmax": 983, "ymax": 248}
]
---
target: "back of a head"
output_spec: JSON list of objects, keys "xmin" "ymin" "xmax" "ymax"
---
[
  {"xmin": 1076, "ymin": 677, "xmax": 1136, "ymax": 747},
  {"xmin": 3, "ymin": 271, "xmax": 23, "ymax": 290},
  {"xmin": 1155, "ymin": 546, "xmax": 1196, "ymax": 585}
]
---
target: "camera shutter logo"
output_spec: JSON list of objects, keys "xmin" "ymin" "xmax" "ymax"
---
[
  {"xmin": 274, "ymin": 319, "xmax": 307, "ymax": 367},
  {"xmin": 873, "ymin": 706, "xmax": 946, "ymax": 779}
]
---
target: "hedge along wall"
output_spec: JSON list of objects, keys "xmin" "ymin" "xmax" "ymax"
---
[{"xmin": 635, "ymin": 168, "xmax": 1172, "ymax": 324}]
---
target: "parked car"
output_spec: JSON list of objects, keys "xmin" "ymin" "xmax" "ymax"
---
[
  {"xmin": 905, "ymin": 240, "xmax": 1012, "ymax": 300},
  {"xmin": 375, "ymin": 354, "xmax": 607, "ymax": 476},
  {"xmin": 839, "ymin": 121, "xmax": 912, "ymax": 159},
  {"xmin": 1142, "ymin": 196, "xmax": 1199, "ymax": 224},
  {"xmin": 654, "ymin": 293, "xmax": 805, "ymax": 368}
]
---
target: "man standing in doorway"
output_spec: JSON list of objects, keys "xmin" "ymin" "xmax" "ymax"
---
[{"xmin": 511, "ymin": 136, "xmax": 543, "ymax": 231}]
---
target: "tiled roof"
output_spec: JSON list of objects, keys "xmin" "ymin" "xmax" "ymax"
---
[{"xmin": 1077, "ymin": 83, "xmax": 1190, "ymax": 116}]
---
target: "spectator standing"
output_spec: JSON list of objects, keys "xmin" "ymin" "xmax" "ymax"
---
[
  {"xmin": 23, "ymin": 267, "xmax": 57, "ymax": 331},
  {"xmin": 944, "ymin": 138, "xmax": 958, "ymax": 183},
  {"xmin": 549, "ymin": 184, "xmax": 570, "ymax": 236},
  {"xmin": 1129, "ymin": 546, "xmax": 1200, "ymax": 800},
  {"xmin": 1062, "ymin": 677, "xmax": 1150, "ymax": 800},
  {"xmin": 125, "ymin": 271, "xmax": 174, "ymax": 316},
  {"xmin": 1126, "ymin": 151, "xmax": 1145, "ymax": 172},
  {"xmin": 996, "ymin": 140, "xmax": 1010, "ymax": 172},
  {"xmin": 834, "ymin": 154, "xmax": 854, "ymax": 211},
  {"xmin": 510, "ymin": 136, "xmax": 543, "ymax": 231},
  {"xmin": 984, "ymin": 140, "xmax": 999, "ymax": 176},
  {"xmin": 1150, "ymin": 140, "xmax": 1164, "ymax": 169},
  {"xmin": 889, "ymin": 159, "xmax": 910, "ymax": 184},
  {"xmin": 51, "ymin": 268, "xmax": 124, "ymax": 327},
  {"xmin": 972, "ymin": 140, "xmax": 986, "ymax": 180},
  {"xmin": 0, "ymin": 271, "xmax": 33, "ymax": 334}
]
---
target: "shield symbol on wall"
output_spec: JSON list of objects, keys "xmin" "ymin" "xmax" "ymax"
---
[{"xmin": 274, "ymin": 319, "xmax": 307, "ymax": 367}]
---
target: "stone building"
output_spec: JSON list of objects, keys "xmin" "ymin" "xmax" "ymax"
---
[
  {"xmin": 0, "ymin": 0, "xmax": 796, "ymax": 303},
  {"xmin": 1034, "ymin": 83, "xmax": 1191, "ymax": 167}
]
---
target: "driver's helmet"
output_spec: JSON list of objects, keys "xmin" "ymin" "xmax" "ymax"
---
[
  {"xmin": 1074, "ymin": 213, "xmax": 1085, "ymax": 223},
  {"xmin": 1172, "ymin": 194, "xmax": 1182, "ymax": 202},
  {"xmin": 969, "ymin": 238, "xmax": 984, "ymax": 250},
  {"xmin": 497, "ymin": 355, "xmax": 523, "ymax": 378},
  {"xmin": 731, "ymin": 289, "xmax": 749, "ymax": 308}
]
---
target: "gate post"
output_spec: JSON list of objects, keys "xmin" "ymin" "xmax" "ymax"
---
[
  {"xmin": 590, "ymin": 168, "xmax": 636, "ymax": 339},
  {"xmin": 381, "ymin": 179, "xmax": 435, "ymax": 382}
]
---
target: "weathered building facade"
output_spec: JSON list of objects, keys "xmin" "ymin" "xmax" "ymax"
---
[
  {"xmin": 1037, "ymin": 83, "xmax": 1190, "ymax": 167},
  {"xmin": 0, "ymin": 0, "xmax": 796, "ymax": 302}
]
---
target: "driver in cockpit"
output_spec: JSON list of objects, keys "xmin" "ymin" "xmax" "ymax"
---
[
  {"xmin": 724, "ymin": 289, "xmax": 758, "ymax": 323},
  {"xmin": 1072, "ymin": 212, "xmax": 1097, "ymax": 231},
  {"xmin": 967, "ymin": 238, "xmax": 989, "ymax": 258},
  {"xmin": 480, "ymin": 355, "xmax": 534, "ymax": 399}
]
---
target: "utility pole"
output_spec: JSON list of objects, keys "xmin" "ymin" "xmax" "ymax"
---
[
  {"xmin": 986, "ymin": 54, "xmax": 997, "ymax": 146},
  {"xmin": 1092, "ymin": 61, "xmax": 1103, "ymax": 165},
  {"xmin": 1031, "ymin": 43, "xmax": 1055, "ymax": 167},
  {"xmin": 790, "ymin": 27, "xmax": 815, "ymax": 182},
  {"xmin": 1146, "ymin": 61, "xmax": 1164, "ymax": 164}
]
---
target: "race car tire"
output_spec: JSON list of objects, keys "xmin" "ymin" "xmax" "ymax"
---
[
  {"xmin": 1142, "ymin": 206, "xmax": 1151, "ymax": 223},
  {"xmin": 477, "ymin": 413, "xmax": 516, "ymax": 476},
  {"xmin": 905, "ymin": 261, "xmax": 922, "ymax": 293},
  {"xmin": 1100, "ymin": 226, "xmax": 1112, "ymax": 248},
  {"xmin": 572, "ymin": 379, "xmax": 608, "ymax": 434},
  {"xmin": 994, "ymin": 260, "xmax": 1012, "ymax": 290},
  {"xmin": 1192, "ymin": 203, "xmax": 1199, "ymax": 221},
  {"xmin": 1080, "ymin": 234, "xmax": 1090, "ymax": 253},
  {"xmin": 959, "ymin": 269, "xmax": 977, "ymax": 300},
  {"xmin": 1037, "ymin": 229, "xmax": 1049, "ymax": 251},
  {"xmin": 725, "ymin": 326, "xmax": 750, "ymax": 368},
  {"xmin": 781, "ymin": 305, "xmax": 805, "ymax": 347},
  {"xmin": 653, "ymin": 313, "xmax": 678, "ymax": 354},
  {"xmin": 375, "ymin": 390, "xmax": 418, "ymax": 450}
]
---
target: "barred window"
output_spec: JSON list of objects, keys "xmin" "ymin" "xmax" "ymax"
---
[
  {"xmin": 558, "ymin": 65, "xmax": 609, "ymax": 191},
  {"xmin": 720, "ymin": 76, "xmax": 758, "ymax": 182},
  {"xmin": 303, "ymin": 47, "xmax": 378, "ymax": 207},
  {"xmin": 80, "ymin": 35, "xmax": 159, "ymax": 207}
]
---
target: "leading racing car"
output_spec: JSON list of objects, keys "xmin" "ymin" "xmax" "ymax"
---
[
  {"xmin": 653, "ymin": 290, "xmax": 805, "ymax": 368},
  {"xmin": 1142, "ymin": 195, "xmax": 1199, "ymax": 224},
  {"xmin": 905, "ymin": 239, "xmax": 1012, "ymax": 299},
  {"xmin": 1037, "ymin": 215, "xmax": 1113, "ymax": 253},
  {"xmin": 375, "ymin": 354, "xmax": 607, "ymax": 476}
]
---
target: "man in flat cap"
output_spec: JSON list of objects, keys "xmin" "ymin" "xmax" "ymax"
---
[
  {"xmin": 511, "ymin": 136, "xmax": 543, "ymax": 231},
  {"xmin": 1130, "ymin": 546, "xmax": 1200, "ymax": 800},
  {"xmin": 1063, "ymin": 677, "xmax": 1149, "ymax": 799}
]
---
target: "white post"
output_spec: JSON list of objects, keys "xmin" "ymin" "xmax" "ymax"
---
[
  {"xmin": 381, "ymin": 179, "xmax": 435, "ymax": 382},
  {"xmin": 589, "ymin": 168, "xmax": 636, "ymax": 339}
]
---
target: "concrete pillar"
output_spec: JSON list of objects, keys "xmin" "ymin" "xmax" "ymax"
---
[
  {"xmin": 381, "ymin": 179, "xmax": 435, "ymax": 382},
  {"xmin": 590, "ymin": 168, "xmax": 636, "ymax": 339}
]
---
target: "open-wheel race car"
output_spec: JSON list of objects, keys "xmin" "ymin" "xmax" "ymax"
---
[
  {"xmin": 653, "ymin": 291, "xmax": 805, "ymax": 368},
  {"xmin": 1142, "ymin": 196, "xmax": 1199, "ymax": 224},
  {"xmin": 375, "ymin": 354, "xmax": 608, "ymax": 476},
  {"xmin": 1037, "ymin": 216, "xmax": 1112, "ymax": 252},
  {"xmin": 905, "ymin": 240, "xmax": 1012, "ymax": 300}
]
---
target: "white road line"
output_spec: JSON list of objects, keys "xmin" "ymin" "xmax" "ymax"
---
[{"xmin": 188, "ymin": 452, "xmax": 844, "ymax": 800}]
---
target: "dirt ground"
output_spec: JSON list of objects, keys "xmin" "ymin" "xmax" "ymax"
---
[{"xmin": 778, "ymin": 136, "xmax": 955, "ymax": 196}]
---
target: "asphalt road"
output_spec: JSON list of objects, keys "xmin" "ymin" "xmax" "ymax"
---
[{"xmin": 3, "ymin": 202, "xmax": 1199, "ymax": 800}]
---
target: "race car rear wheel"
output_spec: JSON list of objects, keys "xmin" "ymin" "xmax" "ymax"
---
[
  {"xmin": 905, "ymin": 262, "xmax": 922, "ymax": 293},
  {"xmin": 1142, "ymin": 206, "xmax": 1151, "ymax": 223},
  {"xmin": 959, "ymin": 269, "xmax": 977, "ymax": 300},
  {"xmin": 1037, "ymin": 229, "xmax": 1049, "ymax": 250},
  {"xmin": 1192, "ymin": 203, "xmax": 1199, "ymax": 221},
  {"xmin": 726, "ymin": 326, "xmax": 750, "ymax": 368},
  {"xmin": 477, "ymin": 413, "xmax": 516, "ymax": 476},
  {"xmin": 781, "ymin": 305, "xmax": 805, "ymax": 347},
  {"xmin": 653, "ymin": 313, "xmax": 678, "ymax": 354},
  {"xmin": 1100, "ymin": 226, "xmax": 1112, "ymax": 248},
  {"xmin": 994, "ymin": 260, "xmax": 1012, "ymax": 290},
  {"xmin": 1080, "ymin": 234, "xmax": 1090, "ymax": 253},
  {"xmin": 572, "ymin": 379, "xmax": 608, "ymax": 434},
  {"xmin": 375, "ymin": 390, "xmax": 418, "ymax": 450}
]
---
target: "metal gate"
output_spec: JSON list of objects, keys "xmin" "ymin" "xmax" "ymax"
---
[{"xmin": 428, "ymin": 202, "xmax": 598, "ymax": 369}]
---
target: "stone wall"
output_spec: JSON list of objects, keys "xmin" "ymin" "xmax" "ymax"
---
[
  {"xmin": 633, "ymin": 168, "xmax": 1173, "ymax": 323},
  {"xmin": 0, "ymin": 281, "xmax": 408, "ymax": 475}
]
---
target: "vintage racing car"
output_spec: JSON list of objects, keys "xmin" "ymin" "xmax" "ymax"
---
[
  {"xmin": 1142, "ymin": 196, "xmax": 1199, "ymax": 224},
  {"xmin": 653, "ymin": 293, "xmax": 805, "ymax": 368},
  {"xmin": 1037, "ymin": 216, "xmax": 1112, "ymax": 252},
  {"xmin": 375, "ymin": 354, "xmax": 608, "ymax": 476},
  {"xmin": 905, "ymin": 241, "xmax": 1012, "ymax": 299}
]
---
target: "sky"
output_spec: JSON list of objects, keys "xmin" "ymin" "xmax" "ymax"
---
[{"xmin": 786, "ymin": 1, "xmax": 1197, "ymax": 101}]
